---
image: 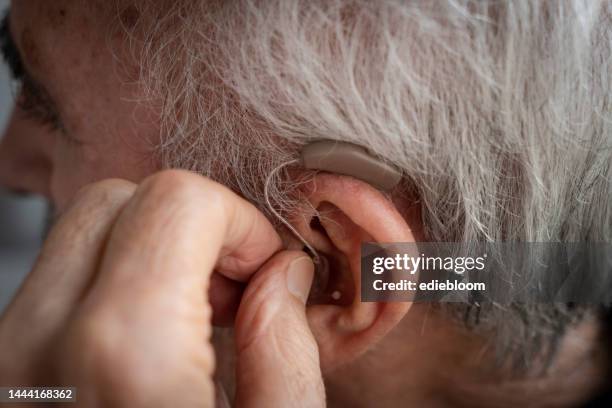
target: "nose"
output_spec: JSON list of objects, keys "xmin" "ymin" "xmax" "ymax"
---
[{"xmin": 0, "ymin": 109, "xmax": 53, "ymax": 197}]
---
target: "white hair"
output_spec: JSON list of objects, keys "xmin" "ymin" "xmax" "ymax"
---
[{"xmin": 116, "ymin": 0, "xmax": 612, "ymax": 367}]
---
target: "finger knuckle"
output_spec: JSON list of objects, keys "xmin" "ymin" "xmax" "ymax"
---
[
  {"xmin": 139, "ymin": 170, "xmax": 226, "ymax": 213},
  {"xmin": 141, "ymin": 169, "xmax": 198, "ymax": 198},
  {"xmin": 63, "ymin": 313, "xmax": 153, "ymax": 399},
  {"xmin": 67, "ymin": 313, "xmax": 127, "ymax": 375}
]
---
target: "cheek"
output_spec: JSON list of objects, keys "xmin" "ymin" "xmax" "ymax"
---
[
  {"xmin": 48, "ymin": 72, "xmax": 163, "ymax": 211},
  {"xmin": 50, "ymin": 137, "xmax": 159, "ymax": 212},
  {"xmin": 49, "ymin": 141, "xmax": 110, "ymax": 211}
]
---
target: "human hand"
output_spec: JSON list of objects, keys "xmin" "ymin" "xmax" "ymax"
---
[{"xmin": 0, "ymin": 170, "xmax": 324, "ymax": 407}]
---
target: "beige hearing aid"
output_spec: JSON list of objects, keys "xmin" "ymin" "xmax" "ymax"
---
[{"xmin": 300, "ymin": 140, "xmax": 402, "ymax": 191}]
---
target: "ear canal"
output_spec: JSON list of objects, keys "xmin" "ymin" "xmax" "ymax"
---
[
  {"xmin": 306, "ymin": 250, "xmax": 330, "ymax": 304},
  {"xmin": 306, "ymin": 251, "xmax": 352, "ymax": 306}
]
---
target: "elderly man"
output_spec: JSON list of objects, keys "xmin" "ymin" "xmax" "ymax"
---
[{"xmin": 0, "ymin": 1, "xmax": 610, "ymax": 407}]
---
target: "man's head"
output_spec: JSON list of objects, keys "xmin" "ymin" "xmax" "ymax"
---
[{"xmin": 0, "ymin": 0, "xmax": 610, "ymax": 403}]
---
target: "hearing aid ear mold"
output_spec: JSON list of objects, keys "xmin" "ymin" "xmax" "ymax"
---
[
  {"xmin": 306, "ymin": 253, "xmax": 330, "ymax": 304},
  {"xmin": 300, "ymin": 140, "xmax": 402, "ymax": 191}
]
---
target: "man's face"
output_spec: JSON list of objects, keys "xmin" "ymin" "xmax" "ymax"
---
[{"xmin": 0, "ymin": 0, "xmax": 160, "ymax": 211}]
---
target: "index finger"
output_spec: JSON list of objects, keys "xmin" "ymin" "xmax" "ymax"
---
[{"xmin": 89, "ymin": 170, "xmax": 283, "ymax": 306}]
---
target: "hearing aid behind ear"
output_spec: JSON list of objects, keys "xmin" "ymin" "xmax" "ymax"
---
[{"xmin": 300, "ymin": 140, "xmax": 402, "ymax": 191}]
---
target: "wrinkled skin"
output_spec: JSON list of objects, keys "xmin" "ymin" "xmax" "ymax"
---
[
  {"xmin": 0, "ymin": 2, "xmax": 325, "ymax": 406},
  {"xmin": 0, "ymin": 170, "xmax": 325, "ymax": 407},
  {"xmin": 0, "ymin": 1, "xmax": 607, "ymax": 407}
]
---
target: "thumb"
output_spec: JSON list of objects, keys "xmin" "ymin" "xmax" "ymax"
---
[{"xmin": 234, "ymin": 250, "xmax": 325, "ymax": 408}]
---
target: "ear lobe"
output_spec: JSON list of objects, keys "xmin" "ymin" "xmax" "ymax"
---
[
  {"xmin": 288, "ymin": 174, "xmax": 421, "ymax": 372},
  {"xmin": 307, "ymin": 301, "xmax": 410, "ymax": 372}
]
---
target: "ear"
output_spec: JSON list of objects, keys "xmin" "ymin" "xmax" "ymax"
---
[{"xmin": 288, "ymin": 173, "xmax": 422, "ymax": 372}]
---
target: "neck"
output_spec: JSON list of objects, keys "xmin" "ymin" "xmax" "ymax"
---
[{"xmin": 325, "ymin": 305, "xmax": 607, "ymax": 408}]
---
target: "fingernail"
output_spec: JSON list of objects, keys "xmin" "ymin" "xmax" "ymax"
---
[{"xmin": 287, "ymin": 257, "xmax": 315, "ymax": 303}]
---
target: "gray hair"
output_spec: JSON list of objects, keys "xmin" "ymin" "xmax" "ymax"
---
[{"xmin": 116, "ymin": 0, "xmax": 612, "ymax": 369}]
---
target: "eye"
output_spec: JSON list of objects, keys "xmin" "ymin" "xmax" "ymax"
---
[
  {"xmin": 0, "ymin": 13, "xmax": 24, "ymax": 81},
  {"xmin": 0, "ymin": 12, "xmax": 67, "ymax": 136},
  {"xmin": 16, "ymin": 78, "xmax": 65, "ymax": 133}
]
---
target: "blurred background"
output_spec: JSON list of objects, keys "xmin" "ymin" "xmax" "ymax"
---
[{"xmin": 0, "ymin": 0, "xmax": 47, "ymax": 312}]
